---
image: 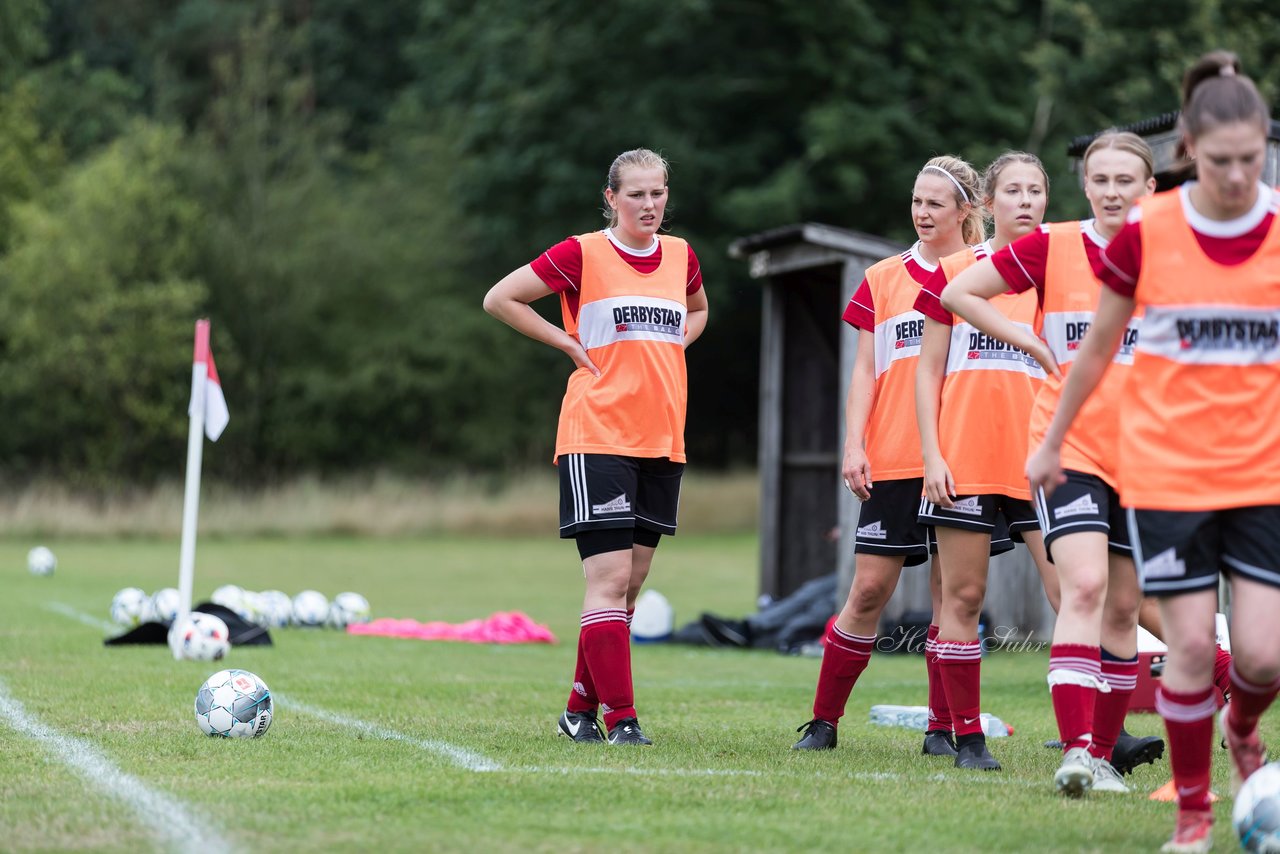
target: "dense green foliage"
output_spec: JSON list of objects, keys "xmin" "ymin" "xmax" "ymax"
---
[{"xmin": 0, "ymin": 0, "xmax": 1276, "ymax": 482}]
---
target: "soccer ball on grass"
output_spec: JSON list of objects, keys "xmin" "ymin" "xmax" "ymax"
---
[
  {"xmin": 110, "ymin": 587, "xmax": 149, "ymax": 628},
  {"xmin": 1235, "ymin": 762, "xmax": 1280, "ymax": 852},
  {"xmin": 169, "ymin": 612, "xmax": 231, "ymax": 662},
  {"xmin": 27, "ymin": 546, "xmax": 56, "ymax": 576},
  {"xmin": 194, "ymin": 669, "xmax": 272, "ymax": 738}
]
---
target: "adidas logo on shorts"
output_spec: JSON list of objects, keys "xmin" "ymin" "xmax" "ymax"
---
[
  {"xmin": 856, "ymin": 521, "xmax": 888, "ymax": 540},
  {"xmin": 592, "ymin": 494, "xmax": 632, "ymax": 515},
  {"xmin": 949, "ymin": 496, "xmax": 983, "ymax": 516},
  {"xmin": 1053, "ymin": 494, "xmax": 1099, "ymax": 520},
  {"xmin": 1142, "ymin": 547, "xmax": 1187, "ymax": 580}
]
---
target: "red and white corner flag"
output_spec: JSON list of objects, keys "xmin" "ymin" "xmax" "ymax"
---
[
  {"xmin": 177, "ymin": 319, "xmax": 228, "ymax": 622},
  {"xmin": 190, "ymin": 319, "xmax": 229, "ymax": 441}
]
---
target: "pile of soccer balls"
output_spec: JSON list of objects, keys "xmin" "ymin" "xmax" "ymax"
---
[
  {"xmin": 110, "ymin": 587, "xmax": 183, "ymax": 627},
  {"xmin": 209, "ymin": 585, "xmax": 372, "ymax": 630},
  {"xmin": 108, "ymin": 585, "xmax": 372, "ymax": 631}
]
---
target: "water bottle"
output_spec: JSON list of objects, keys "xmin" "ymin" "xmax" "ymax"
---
[
  {"xmin": 868, "ymin": 704, "xmax": 930, "ymax": 730},
  {"xmin": 869, "ymin": 704, "xmax": 1012, "ymax": 737},
  {"xmin": 980, "ymin": 714, "xmax": 1012, "ymax": 737}
]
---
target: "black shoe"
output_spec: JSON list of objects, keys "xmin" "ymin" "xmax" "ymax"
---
[
  {"xmin": 792, "ymin": 719, "xmax": 837, "ymax": 750},
  {"xmin": 557, "ymin": 709, "xmax": 604, "ymax": 743},
  {"xmin": 1043, "ymin": 739, "xmax": 1064, "ymax": 750},
  {"xmin": 607, "ymin": 717, "xmax": 653, "ymax": 746},
  {"xmin": 954, "ymin": 735, "xmax": 1001, "ymax": 770},
  {"xmin": 1111, "ymin": 728, "xmax": 1164, "ymax": 775},
  {"xmin": 922, "ymin": 729, "xmax": 958, "ymax": 756},
  {"xmin": 700, "ymin": 614, "xmax": 751, "ymax": 648}
]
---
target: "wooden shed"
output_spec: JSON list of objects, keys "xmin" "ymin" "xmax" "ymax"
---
[{"xmin": 728, "ymin": 224, "xmax": 901, "ymax": 601}]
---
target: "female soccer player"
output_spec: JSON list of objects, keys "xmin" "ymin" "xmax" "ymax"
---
[
  {"xmin": 914, "ymin": 151, "xmax": 1056, "ymax": 771},
  {"xmin": 483, "ymin": 149, "xmax": 709, "ymax": 746},
  {"xmin": 792, "ymin": 156, "xmax": 987, "ymax": 755},
  {"xmin": 1028, "ymin": 51, "xmax": 1279, "ymax": 852},
  {"xmin": 942, "ymin": 132, "xmax": 1157, "ymax": 796}
]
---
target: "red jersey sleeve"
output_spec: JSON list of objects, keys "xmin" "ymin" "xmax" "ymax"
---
[
  {"xmin": 842, "ymin": 278, "xmax": 875, "ymax": 331},
  {"xmin": 914, "ymin": 267, "xmax": 954, "ymax": 325},
  {"xmin": 1097, "ymin": 221, "xmax": 1142, "ymax": 298},
  {"xmin": 990, "ymin": 228, "xmax": 1049, "ymax": 295},
  {"xmin": 686, "ymin": 245, "xmax": 703, "ymax": 295},
  {"xmin": 530, "ymin": 237, "xmax": 583, "ymax": 293}
]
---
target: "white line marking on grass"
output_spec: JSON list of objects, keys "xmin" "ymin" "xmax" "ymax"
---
[
  {"xmin": 279, "ymin": 695, "xmax": 503, "ymax": 772},
  {"xmin": 46, "ymin": 602, "xmax": 114, "ymax": 632},
  {"xmin": 0, "ymin": 678, "xmax": 231, "ymax": 854}
]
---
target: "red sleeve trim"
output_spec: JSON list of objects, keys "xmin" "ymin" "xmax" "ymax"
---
[
  {"xmin": 842, "ymin": 278, "xmax": 875, "ymax": 330},
  {"xmin": 530, "ymin": 237, "xmax": 583, "ymax": 293},
  {"xmin": 686, "ymin": 244, "xmax": 703, "ymax": 295},
  {"xmin": 913, "ymin": 268, "xmax": 954, "ymax": 325}
]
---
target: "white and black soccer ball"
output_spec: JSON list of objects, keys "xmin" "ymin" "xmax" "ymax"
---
[
  {"xmin": 110, "ymin": 587, "xmax": 149, "ymax": 628},
  {"xmin": 258, "ymin": 590, "xmax": 293, "ymax": 628},
  {"xmin": 194, "ymin": 669, "xmax": 273, "ymax": 738},
  {"xmin": 291, "ymin": 590, "xmax": 329, "ymax": 627},
  {"xmin": 147, "ymin": 587, "xmax": 181, "ymax": 624},
  {"xmin": 327, "ymin": 592, "xmax": 371, "ymax": 628},
  {"xmin": 631, "ymin": 589, "xmax": 674, "ymax": 643},
  {"xmin": 1235, "ymin": 762, "xmax": 1280, "ymax": 852},
  {"xmin": 27, "ymin": 546, "xmax": 56, "ymax": 576},
  {"xmin": 169, "ymin": 612, "xmax": 231, "ymax": 662}
]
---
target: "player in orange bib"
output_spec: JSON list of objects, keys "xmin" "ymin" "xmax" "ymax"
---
[
  {"xmin": 943, "ymin": 132, "xmax": 1159, "ymax": 796},
  {"xmin": 1027, "ymin": 52, "xmax": 1280, "ymax": 853},
  {"xmin": 791, "ymin": 156, "xmax": 990, "ymax": 755},
  {"xmin": 484, "ymin": 149, "xmax": 709, "ymax": 747},
  {"xmin": 914, "ymin": 152, "xmax": 1057, "ymax": 771}
]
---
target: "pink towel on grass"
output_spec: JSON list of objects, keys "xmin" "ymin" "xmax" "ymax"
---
[{"xmin": 347, "ymin": 611, "xmax": 557, "ymax": 644}]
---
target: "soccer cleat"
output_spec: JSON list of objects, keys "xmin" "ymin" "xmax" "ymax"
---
[
  {"xmin": 1089, "ymin": 757, "xmax": 1130, "ymax": 793},
  {"xmin": 1159, "ymin": 808, "xmax": 1213, "ymax": 854},
  {"xmin": 1220, "ymin": 704, "xmax": 1267, "ymax": 795},
  {"xmin": 922, "ymin": 729, "xmax": 958, "ymax": 756},
  {"xmin": 557, "ymin": 709, "xmax": 604, "ymax": 743},
  {"xmin": 607, "ymin": 717, "xmax": 653, "ymax": 746},
  {"xmin": 792, "ymin": 719, "xmax": 837, "ymax": 750},
  {"xmin": 1111, "ymin": 728, "xmax": 1165, "ymax": 775},
  {"xmin": 1054, "ymin": 747, "xmax": 1094, "ymax": 797},
  {"xmin": 954, "ymin": 735, "xmax": 1001, "ymax": 771}
]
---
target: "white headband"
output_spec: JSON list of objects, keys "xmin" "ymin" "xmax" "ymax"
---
[{"xmin": 920, "ymin": 165, "xmax": 971, "ymax": 204}]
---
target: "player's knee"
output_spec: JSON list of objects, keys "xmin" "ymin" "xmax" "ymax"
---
[{"xmin": 848, "ymin": 577, "xmax": 893, "ymax": 618}]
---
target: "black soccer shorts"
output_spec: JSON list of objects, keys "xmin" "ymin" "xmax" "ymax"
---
[{"xmin": 558, "ymin": 453, "xmax": 683, "ymax": 538}]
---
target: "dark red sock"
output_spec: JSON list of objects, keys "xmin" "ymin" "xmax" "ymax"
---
[
  {"xmin": 1092, "ymin": 650, "xmax": 1137, "ymax": 761},
  {"xmin": 926, "ymin": 624, "xmax": 952, "ymax": 732},
  {"xmin": 1156, "ymin": 684, "xmax": 1216, "ymax": 812},
  {"xmin": 1214, "ymin": 645, "xmax": 1234, "ymax": 701},
  {"xmin": 811, "ymin": 624, "xmax": 874, "ymax": 724},
  {"xmin": 580, "ymin": 610, "xmax": 635, "ymax": 729},
  {"xmin": 626, "ymin": 608, "xmax": 635, "ymax": 629},
  {"xmin": 566, "ymin": 630, "xmax": 599, "ymax": 713},
  {"xmin": 1048, "ymin": 643, "xmax": 1100, "ymax": 752},
  {"xmin": 1226, "ymin": 663, "xmax": 1280, "ymax": 737},
  {"xmin": 936, "ymin": 639, "xmax": 982, "ymax": 737}
]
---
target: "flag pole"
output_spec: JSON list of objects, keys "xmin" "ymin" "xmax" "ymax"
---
[{"xmin": 177, "ymin": 320, "xmax": 211, "ymax": 618}]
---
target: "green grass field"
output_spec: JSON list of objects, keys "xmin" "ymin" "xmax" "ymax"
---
[{"xmin": 0, "ymin": 534, "xmax": 1264, "ymax": 852}]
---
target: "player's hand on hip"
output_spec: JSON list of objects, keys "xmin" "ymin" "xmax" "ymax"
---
[
  {"xmin": 1028, "ymin": 339, "xmax": 1062, "ymax": 380},
  {"xmin": 842, "ymin": 447, "xmax": 873, "ymax": 500},
  {"xmin": 568, "ymin": 342, "xmax": 601, "ymax": 377}
]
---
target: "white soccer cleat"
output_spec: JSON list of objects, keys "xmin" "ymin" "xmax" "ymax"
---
[
  {"xmin": 1054, "ymin": 746, "xmax": 1094, "ymax": 798},
  {"xmin": 1090, "ymin": 756, "xmax": 1130, "ymax": 793}
]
